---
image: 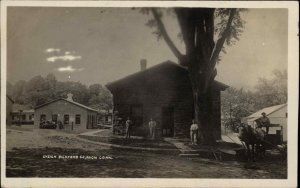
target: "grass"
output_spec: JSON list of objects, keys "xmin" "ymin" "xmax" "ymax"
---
[
  {"xmin": 7, "ymin": 125, "xmax": 34, "ymax": 132},
  {"xmin": 78, "ymin": 135, "xmax": 177, "ymax": 149}
]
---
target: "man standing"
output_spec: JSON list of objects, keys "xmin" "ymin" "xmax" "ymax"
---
[
  {"xmin": 190, "ymin": 120, "xmax": 199, "ymax": 145},
  {"xmin": 149, "ymin": 118, "xmax": 157, "ymax": 140},
  {"xmin": 260, "ymin": 112, "xmax": 270, "ymax": 134},
  {"xmin": 125, "ymin": 117, "xmax": 132, "ymax": 139}
]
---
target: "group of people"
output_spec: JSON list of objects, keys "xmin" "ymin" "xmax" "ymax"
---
[
  {"xmin": 124, "ymin": 117, "xmax": 157, "ymax": 139},
  {"xmin": 123, "ymin": 112, "xmax": 271, "ymax": 145}
]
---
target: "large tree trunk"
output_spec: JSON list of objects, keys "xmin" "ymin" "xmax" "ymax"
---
[
  {"xmin": 191, "ymin": 80, "xmax": 216, "ymax": 145},
  {"xmin": 151, "ymin": 8, "xmax": 237, "ymax": 145}
]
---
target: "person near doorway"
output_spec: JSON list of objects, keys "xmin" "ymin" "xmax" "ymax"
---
[
  {"xmin": 190, "ymin": 119, "xmax": 199, "ymax": 145},
  {"xmin": 149, "ymin": 118, "xmax": 157, "ymax": 140},
  {"xmin": 125, "ymin": 117, "xmax": 133, "ymax": 139},
  {"xmin": 259, "ymin": 112, "xmax": 270, "ymax": 134}
]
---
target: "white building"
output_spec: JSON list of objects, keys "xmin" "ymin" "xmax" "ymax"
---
[{"xmin": 242, "ymin": 103, "xmax": 287, "ymax": 142}]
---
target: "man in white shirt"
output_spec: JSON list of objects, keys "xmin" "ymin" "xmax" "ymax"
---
[
  {"xmin": 190, "ymin": 120, "xmax": 199, "ymax": 145},
  {"xmin": 149, "ymin": 118, "xmax": 157, "ymax": 140},
  {"xmin": 125, "ymin": 117, "xmax": 132, "ymax": 139}
]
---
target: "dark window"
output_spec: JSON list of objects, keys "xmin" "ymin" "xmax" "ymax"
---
[
  {"xmin": 52, "ymin": 114, "xmax": 58, "ymax": 123},
  {"xmin": 40, "ymin": 114, "xmax": 46, "ymax": 122},
  {"xmin": 75, "ymin": 114, "xmax": 81, "ymax": 124},
  {"xmin": 64, "ymin": 114, "xmax": 69, "ymax": 124},
  {"xmin": 286, "ymin": 113, "xmax": 288, "ymax": 118},
  {"xmin": 29, "ymin": 114, "xmax": 34, "ymax": 121},
  {"xmin": 22, "ymin": 115, "xmax": 26, "ymax": 120}
]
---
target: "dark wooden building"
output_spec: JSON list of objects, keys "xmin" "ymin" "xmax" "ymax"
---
[{"xmin": 106, "ymin": 61, "xmax": 228, "ymax": 139}]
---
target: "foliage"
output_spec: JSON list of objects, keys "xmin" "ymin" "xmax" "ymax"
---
[
  {"xmin": 253, "ymin": 69, "xmax": 287, "ymax": 109},
  {"xmin": 221, "ymin": 69, "xmax": 287, "ymax": 131},
  {"xmin": 221, "ymin": 87, "xmax": 256, "ymax": 131},
  {"xmin": 7, "ymin": 74, "xmax": 113, "ymax": 110}
]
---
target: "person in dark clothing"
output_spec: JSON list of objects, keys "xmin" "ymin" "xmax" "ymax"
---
[{"xmin": 259, "ymin": 112, "xmax": 270, "ymax": 134}]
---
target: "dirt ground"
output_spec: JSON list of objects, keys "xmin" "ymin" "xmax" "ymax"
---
[{"xmin": 5, "ymin": 127, "xmax": 287, "ymax": 178}]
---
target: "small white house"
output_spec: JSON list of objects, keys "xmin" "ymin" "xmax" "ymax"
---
[{"xmin": 242, "ymin": 104, "xmax": 287, "ymax": 142}]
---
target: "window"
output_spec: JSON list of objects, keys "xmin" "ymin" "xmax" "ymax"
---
[
  {"xmin": 22, "ymin": 115, "xmax": 26, "ymax": 120},
  {"xmin": 29, "ymin": 114, "xmax": 34, "ymax": 121},
  {"xmin": 64, "ymin": 114, "xmax": 69, "ymax": 124},
  {"xmin": 75, "ymin": 114, "xmax": 81, "ymax": 124},
  {"xmin": 52, "ymin": 114, "xmax": 58, "ymax": 123},
  {"xmin": 40, "ymin": 114, "xmax": 46, "ymax": 122}
]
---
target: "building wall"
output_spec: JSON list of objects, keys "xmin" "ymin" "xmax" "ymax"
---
[
  {"xmin": 111, "ymin": 72, "xmax": 222, "ymax": 139},
  {"xmin": 11, "ymin": 112, "xmax": 34, "ymax": 125},
  {"xmin": 34, "ymin": 100, "xmax": 97, "ymax": 131},
  {"xmin": 268, "ymin": 106, "xmax": 287, "ymax": 142}
]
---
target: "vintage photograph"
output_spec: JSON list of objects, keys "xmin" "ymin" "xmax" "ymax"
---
[{"xmin": 1, "ymin": 1, "xmax": 298, "ymax": 187}]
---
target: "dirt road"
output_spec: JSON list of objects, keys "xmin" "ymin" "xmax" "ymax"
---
[{"xmin": 5, "ymin": 127, "xmax": 287, "ymax": 178}]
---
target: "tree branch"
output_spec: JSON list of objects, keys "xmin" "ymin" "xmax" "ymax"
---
[
  {"xmin": 209, "ymin": 8, "xmax": 237, "ymax": 70},
  {"xmin": 204, "ymin": 8, "xmax": 237, "ymax": 92},
  {"xmin": 151, "ymin": 8, "xmax": 183, "ymax": 60}
]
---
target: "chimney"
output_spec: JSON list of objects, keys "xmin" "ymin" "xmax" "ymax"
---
[
  {"xmin": 140, "ymin": 59, "xmax": 147, "ymax": 71},
  {"xmin": 66, "ymin": 93, "xmax": 74, "ymax": 101}
]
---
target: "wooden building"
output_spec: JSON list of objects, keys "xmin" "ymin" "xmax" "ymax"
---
[
  {"xmin": 11, "ymin": 105, "xmax": 34, "ymax": 125},
  {"xmin": 98, "ymin": 109, "xmax": 113, "ymax": 126},
  {"xmin": 106, "ymin": 60, "xmax": 228, "ymax": 138},
  {"xmin": 34, "ymin": 93, "xmax": 98, "ymax": 131}
]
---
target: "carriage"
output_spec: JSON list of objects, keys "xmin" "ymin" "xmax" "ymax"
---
[{"xmin": 237, "ymin": 123, "xmax": 286, "ymax": 161}]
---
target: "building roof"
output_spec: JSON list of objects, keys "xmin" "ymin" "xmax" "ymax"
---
[
  {"xmin": 34, "ymin": 98, "xmax": 98, "ymax": 112},
  {"xmin": 106, "ymin": 60, "xmax": 229, "ymax": 91},
  {"xmin": 12, "ymin": 109, "xmax": 34, "ymax": 113},
  {"xmin": 244, "ymin": 103, "xmax": 287, "ymax": 122}
]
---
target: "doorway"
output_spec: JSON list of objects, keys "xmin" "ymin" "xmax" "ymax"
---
[{"xmin": 161, "ymin": 107, "xmax": 174, "ymax": 137}]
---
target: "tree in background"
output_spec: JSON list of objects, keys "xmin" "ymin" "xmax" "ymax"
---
[
  {"xmin": 221, "ymin": 87, "xmax": 255, "ymax": 131},
  {"xmin": 7, "ymin": 74, "xmax": 113, "ymax": 110},
  {"xmin": 221, "ymin": 69, "xmax": 287, "ymax": 131},
  {"xmin": 254, "ymin": 69, "xmax": 287, "ymax": 109},
  {"xmin": 88, "ymin": 84, "xmax": 113, "ymax": 111},
  {"xmin": 8, "ymin": 80, "xmax": 26, "ymax": 104},
  {"xmin": 141, "ymin": 8, "xmax": 246, "ymax": 145}
]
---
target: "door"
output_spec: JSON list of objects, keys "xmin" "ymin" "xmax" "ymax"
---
[
  {"xmin": 130, "ymin": 104, "xmax": 143, "ymax": 127},
  {"xmin": 161, "ymin": 107, "xmax": 174, "ymax": 137}
]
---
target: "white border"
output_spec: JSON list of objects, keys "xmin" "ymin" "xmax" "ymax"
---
[{"xmin": 1, "ymin": 1, "xmax": 299, "ymax": 188}]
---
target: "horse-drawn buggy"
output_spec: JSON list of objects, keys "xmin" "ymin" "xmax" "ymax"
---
[{"xmin": 237, "ymin": 122, "xmax": 286, "ymax": 162}]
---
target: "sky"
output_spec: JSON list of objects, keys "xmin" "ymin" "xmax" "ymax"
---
[{"xmin": 6, "ymin": 7, "xmax": 287, "ymax": 91}]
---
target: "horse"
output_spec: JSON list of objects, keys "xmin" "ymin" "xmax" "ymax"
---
[{"xmin": 237, "ymin": 123, "xmax": 266, "ymax": 161}]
